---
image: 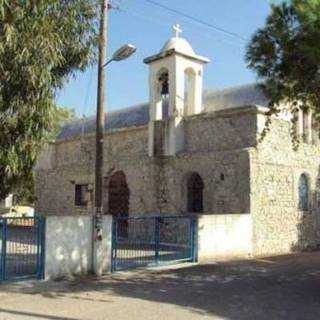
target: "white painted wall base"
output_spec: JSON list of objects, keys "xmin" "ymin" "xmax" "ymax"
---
[
  {"xmin": 44, "ymin": 215, "xmax": 112, "ymax": 280},
  {"xmin": 93, "ymin": 215, "xmax": 112, "ymax": 276},
  {"xmin": 197, "ymin": 214, "xmax": 252, "ymax": 261},
  {"xmin": 44, "ymin": 213, "xmax": 252, "ymax": 279}
]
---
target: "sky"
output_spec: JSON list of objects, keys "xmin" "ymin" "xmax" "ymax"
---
[{"xmin": 56, "ymin": 0, "xmax": 279, "ymax": 117}]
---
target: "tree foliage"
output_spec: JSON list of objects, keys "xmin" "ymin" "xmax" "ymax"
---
[
  {"xmin": 16, "ymin": 106, "xmax": 76, "ymax": 205},
  {"xmin": 246, "ymin": 0, "xmax": 320, "ymax": 142},
  {"xmin": 45, "ymin": 106, "xmax": 76, "ymax": 142},
  {"xmin": 0, "ymin": 0, "xmax": 99, "ymax": 200}
]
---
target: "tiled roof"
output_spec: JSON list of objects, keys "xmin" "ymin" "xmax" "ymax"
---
[
  {"xmin": 202, "ymin": 83, "xmax": 268, "ymax": 112},
  {"xmin": 57, "ymin": 83, "xmax": 268, "ymax": 140}
]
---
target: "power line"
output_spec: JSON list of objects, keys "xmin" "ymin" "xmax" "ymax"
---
[
  {"xmin": 82, "ymin": 67, "xmax": 95, "ymax": 116},
  {"xmin": 117, "ymin": 4, "xmax": 246, "ymax": 49},
  {"xmin": 142, "ymin": 0, "xmax": 248, "ymax": 42}
]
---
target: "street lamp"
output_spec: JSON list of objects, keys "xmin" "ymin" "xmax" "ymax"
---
[
  {"xmin": 94, "ymin": 42, "xmax": 136, "ymax": 242},
  {"xmin": 92, "ymin": 0, "xmax": 137, "ymax": 276},
  {"xmin": 102, "ymin": 44, "xmax": 136, "ymax": 67}
]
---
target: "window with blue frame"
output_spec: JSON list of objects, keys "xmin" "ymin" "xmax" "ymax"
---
[{"xmin": 298, "ymin": 174, "xmax": 309, "ymax": 211}]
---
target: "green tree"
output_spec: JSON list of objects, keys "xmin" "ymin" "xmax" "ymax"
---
[
  {"xmin": 15, "ymin": 106, "xmax": 76, "ymax": 205},
  {"xmin": 246, "ymin": 0, "xmax": 320, "ymax": 143},
  {"xmin": 46, "ymin": 106, "xmax": 76, "ymax": 142},
  {"xmin": 0, "ymin": 1, "xmax": 99, "ymax": 200}
]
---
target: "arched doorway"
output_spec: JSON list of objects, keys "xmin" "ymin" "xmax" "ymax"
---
[
  {"xmin": 187, "ymin": 172, "xmax": 204, "ymax": 213},
  {"xmin": 108, "ymin": 171, "xmax": 130, "ymax": 237}
]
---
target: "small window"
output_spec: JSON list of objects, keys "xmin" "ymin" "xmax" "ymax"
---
[
  {"xmin": 75, "ymin": 184, "xmax": 88, "ymax": 207},
  {"xmin": 298, "ymin": 174, "xmax": 309, "ymax": 211}
]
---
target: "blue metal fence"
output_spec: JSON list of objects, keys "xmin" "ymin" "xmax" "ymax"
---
[
  {"xmin": 0, "ymin": 216, "xmax": 45, "ymax": 281},
  {"xmin": 111, "ymin": 215, "xmax": 197, "ymax": 272}
]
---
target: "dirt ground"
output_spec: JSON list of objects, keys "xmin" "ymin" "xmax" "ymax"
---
[{"xmin": 0, "ymin": 252, "xmax": 320, "ymax": 320}]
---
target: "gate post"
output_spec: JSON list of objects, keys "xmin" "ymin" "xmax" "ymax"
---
[
  {"xmin": 154, "ymin": 217, "xmax": 160, "ymax": 264},
  {"xmin": 36, "ymin": 217, "xmax": 41, "ymax": 279},
  {"xmin": 93, "ymin": 215, "xmax": 113, "ymax": 276},
  {"xmin": 111, "ymin": 218, "xmax": 117, "ymax": 272},
  {"xmin": 1, "ymin": 219, "xmax": 6, "ymax": 281},
  {"xmin": 36, "ymin": 216, "xmax": 46, "ymax": 280},
  {"xmin": 191, "ymin": 216, "xmax": 198, "ymax": 263}
]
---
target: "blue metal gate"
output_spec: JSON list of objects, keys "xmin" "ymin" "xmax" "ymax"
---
[
  {"xmin": 0, "ymin": 216, "xmax": 45, "ymax": 281},
  {"xmin": 111, "ymin": 216, "xmax": 196, "ymax": 272}
]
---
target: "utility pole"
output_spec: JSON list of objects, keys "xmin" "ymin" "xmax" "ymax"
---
[
  {"xmin": 94, "ymin": 0, "xmax": 108, "ymax": 239},
  {"xmin": 92, "ymin": 0, "xmax": 135, "ymax": 275}
]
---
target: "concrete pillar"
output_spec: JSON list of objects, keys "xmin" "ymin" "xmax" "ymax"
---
[{"xmin": 93, "ymin": 215, "xmax": 113, "ymax": 276}]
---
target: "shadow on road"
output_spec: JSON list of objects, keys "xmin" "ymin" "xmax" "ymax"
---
[
  {"xmin": 1, "ymin": 252, "xmax": 320, "ymax": 320},
  {"xmin": 0, "ymin": 308, "xmax": 80, "ymax": 320}
]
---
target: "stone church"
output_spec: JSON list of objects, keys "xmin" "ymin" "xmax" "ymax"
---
[{"xmin": 36, "ymin": 27, "xmax": 320, "ymax": 257}]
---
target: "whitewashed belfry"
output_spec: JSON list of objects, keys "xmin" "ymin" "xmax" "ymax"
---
[{"xmin": 144, "ymin": 24, "xmax": 210, "ymax": 156}]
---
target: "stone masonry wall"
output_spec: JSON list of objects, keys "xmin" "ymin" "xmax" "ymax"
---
[
  {"xmin": 155, "ymin": 150, "xmax": 250, "ymax": 215},
  {"xmin": 35, "ymin": 127, "xmax": 156, "ymax": 215},
  {"xmin": 250, "ymin": 114, "xmax": 320, "ymax": 256},
  {"xmin": 35, "ymin": 105, "xmax": 320, "ymax": 258},
  {"xmin": 185, "ymin": 107, "xmax": 257, "ymax": 153},
  {"xmin": 35, "ymin": 108, "xmax": 256, "ymax": 217}
]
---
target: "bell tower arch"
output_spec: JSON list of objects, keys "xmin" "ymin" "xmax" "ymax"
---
[{"xmin": 144, "ymin": 24, "xmax": 210, "ymax": 157}]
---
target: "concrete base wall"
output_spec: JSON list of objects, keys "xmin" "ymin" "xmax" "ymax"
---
[
  {"xmin": 45, "ymin": 215, "xmax": 112, "ymax": 280},
  {"xmin": 93, "ymin": 215, "xmax": 113, "ymax": 276},
  {"xmin": 197, "ymin": 214, "xmax": 252, "ymax": 261},
  {"xmin": 44, "ymin": 213, "xmax": 253, "ymax": 278}
]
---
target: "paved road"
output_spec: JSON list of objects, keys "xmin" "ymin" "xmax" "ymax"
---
[{"xmin": 0, "ymin": 252, "xmax": 319, "ymax": 320}]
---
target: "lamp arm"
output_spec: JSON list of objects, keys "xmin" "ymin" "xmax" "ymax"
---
[{"xmin": 102, "ymin": 58, "xmax": 113, "ymax": 68}]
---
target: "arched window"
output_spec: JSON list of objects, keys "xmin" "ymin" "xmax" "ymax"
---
[
  {"xmin": 108, "ymin": 171, "xmax": 130, "ymax": 237},
  {"xmin": 301, "ymin": 109, "xmax": 313, "ymax": 143},
  {"xmin": 184, "ymin": 68, "xmax": 196, "ymax": 115},
  {"xmin": 187, "ymin": 172, "xmax": 204, "ymax": 213},
  {"xmin": 298, "ymin": 173, "xmax": 309, "ymax": 211},
  {"xmin": 156, "ymin": 68, "xmax": 169, "ymax": 120},
  {"xmin": 158, "ymin": 70, "xmax": 169, "ymax": 96},
  {"xmin": 303, "ymin": 110, "xmax": 309, "ymax": 142}
]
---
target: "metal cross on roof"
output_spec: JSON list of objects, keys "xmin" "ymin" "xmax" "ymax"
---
[{"xmin": 173, "ymin": 24, "xmax": 182, "ymax": 38}]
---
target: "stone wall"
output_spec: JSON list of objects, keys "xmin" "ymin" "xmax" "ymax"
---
[
  {"xmin": 250, "ymin": 115, "xmax": 320, "ymax": 256},
  {"xmin": 35, "ymin": 163, "xmax": 95, "ymax": 215},
  {"xmin": 184, "ymin": 107, "xmax": 257, "ymax": 153},
  {"xmin": 155, "ymin": 150, "xmax": 250, "ymax": 214},
  {"xmin": 35, "ymin": 126, "xmax": 153, "ymax": 215},
  {"xmin": 35, "ymin": 107, "xmax": 256, "ymax": 217},
  {"xmin": 35, "ymin": 104, "xmax": 320, "ymax": 259}
]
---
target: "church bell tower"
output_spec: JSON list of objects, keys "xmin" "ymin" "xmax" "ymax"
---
[{"xmin": 144, "ymin": 24, "xmax": 210, "ymax": 157}]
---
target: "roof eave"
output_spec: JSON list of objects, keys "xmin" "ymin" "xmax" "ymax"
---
[{"xmin": 197, "ymin": 104, "xmax": 270, "ymax": 119}]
